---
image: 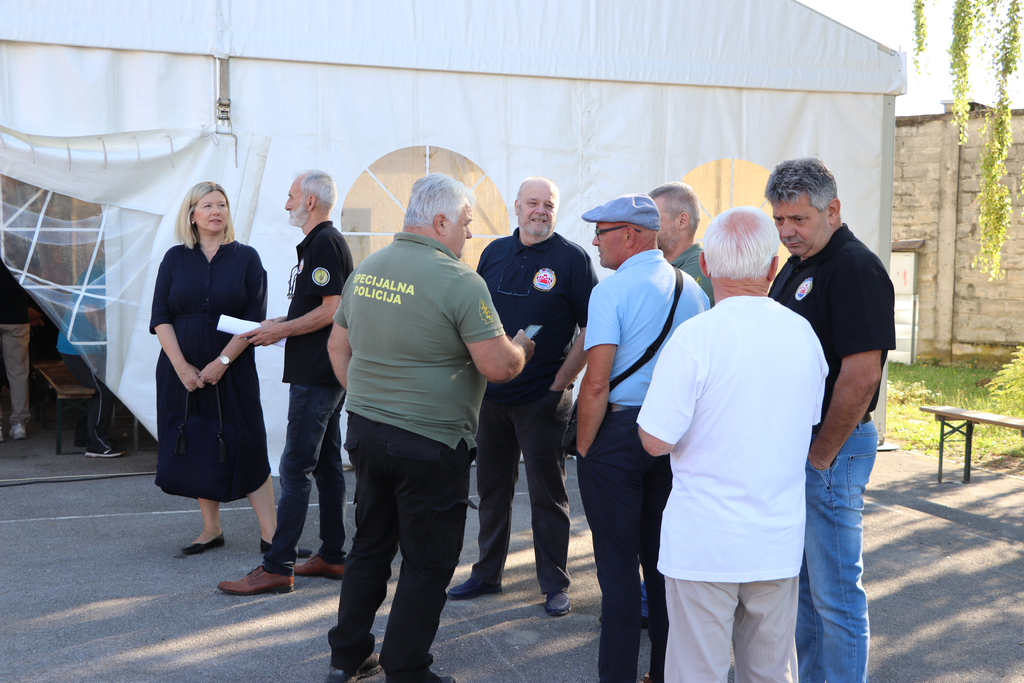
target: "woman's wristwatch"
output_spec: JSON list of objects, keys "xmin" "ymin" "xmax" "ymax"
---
[{"xmin": 217, "ymin": 354, "xmax": 231, "ymax": 366}]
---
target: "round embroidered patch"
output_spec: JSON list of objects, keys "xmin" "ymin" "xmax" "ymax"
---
[
  {"xmin": 312, "ymin": 267, "xmax": 330, "ymax": 286},
  {"xmin": 795, "ymin": 277, "xmax": 813, "ymax": 301},
  {"xmin": 533, "ymin": 268, "xmax": 556, "ymax": 291}
]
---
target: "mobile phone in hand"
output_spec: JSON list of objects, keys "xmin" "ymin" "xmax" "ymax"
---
[{"xmin": 524, "ymin": 324, "xmax": 542, "ymax": 339}]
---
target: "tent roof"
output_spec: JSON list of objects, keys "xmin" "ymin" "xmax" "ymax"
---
[{"xmin": 0, "ymin": 0, "xmax": 906, "ymax": 95}]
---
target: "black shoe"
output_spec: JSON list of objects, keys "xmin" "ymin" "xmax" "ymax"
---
[
  {"xmin": 181, "ymin": 534, "xmax": 225, "ymax": 555},
  {"xmin": 447, "ymin": 577, "xmax": 501, "ymax": 600},
  {"xmin": 261, "ymin": 539, "xmax": 312, "ymax": 558},
  {"xmin": 544, "ymin": 590, "xmax": 571, "ymax": 616},
  {"xmin": 324, "ymin": 653, "xmax": 382, "ymax": 682}
]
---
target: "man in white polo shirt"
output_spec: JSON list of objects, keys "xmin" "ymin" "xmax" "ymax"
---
[{"xmin": 638, "ymin": 206, "xmax": 827, "ymax": 683}]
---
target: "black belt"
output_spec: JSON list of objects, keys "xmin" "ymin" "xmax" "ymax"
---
[{"xmin": 811, "ymin": 412, "xmax": 872, "ymax": 436}]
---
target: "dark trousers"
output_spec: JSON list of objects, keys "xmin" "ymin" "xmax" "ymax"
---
[
  {"xmin": 263, "ymin": 383, "xmax": 347, "ymax": 576},
  {"xmin": 328, "ymin": 413, "xmax": 474, "ymax": 683},
  {"xmin": 60, "ymin": 352, "xmax": 115, "ymax": 452},
  {"xmin": 577, "ymin": 408, "xmax": 672, "ymax": 683},
  {"xmin": 472, "ymin": 389, "xmax": 572, "ymax": 593}
]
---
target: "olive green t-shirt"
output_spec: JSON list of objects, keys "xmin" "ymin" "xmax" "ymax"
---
[{"xmin": 334, "ymin": 233, "xmax": 505, "ymax": 448}]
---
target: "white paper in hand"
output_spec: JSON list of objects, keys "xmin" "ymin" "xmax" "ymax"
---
[{"xmin": 217, "ymin": 315, "xmax": 286, "ymax": 347}]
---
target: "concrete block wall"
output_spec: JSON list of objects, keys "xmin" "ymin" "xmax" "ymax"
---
[{"xmin": 892, "ymin": 109, "xmax": 1024, "ymax": 364}]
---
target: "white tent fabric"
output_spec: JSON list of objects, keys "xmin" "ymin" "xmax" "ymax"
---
[
  {"xmin": 0, "ymin": 0, "xmax": 905, "ymax": 471},
  {"xmin": 0, "ymin": 0, "xmax": 906, "ymax": 95}
]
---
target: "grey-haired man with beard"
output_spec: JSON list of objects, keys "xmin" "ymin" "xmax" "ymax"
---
[{"xmin": 218, "ymin": 170, "xmax": 354, "ymax": 596}]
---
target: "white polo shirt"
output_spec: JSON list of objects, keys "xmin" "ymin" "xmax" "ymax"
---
[{"xmin": 638, "ymin": 295, "xmax": 826, "ymax": 583}]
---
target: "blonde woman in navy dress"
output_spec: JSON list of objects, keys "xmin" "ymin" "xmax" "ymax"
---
[{"xmin": 151, "ymin": 181, "xmax": 277, "ymax": 555}]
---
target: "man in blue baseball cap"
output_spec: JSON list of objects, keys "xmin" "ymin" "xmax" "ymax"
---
[{"xmin": 575, "ymin": 193, "xmax": 709, "ymax": 683}]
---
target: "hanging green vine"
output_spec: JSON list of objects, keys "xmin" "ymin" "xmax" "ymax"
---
[
  {"xmin": 948, "ymin": 0, "xmax": 977, "ymax": 143},
  {"xmin": 915, "ymin": 0, "xmax": 1021, "ymax": 280},
  {"xmin": 913, "ymin": 0, "xmax": 928, "ymax": 74},
  {"xmin": 975, "ymin": 0, "xmax": 1020, "ymax": 277}
]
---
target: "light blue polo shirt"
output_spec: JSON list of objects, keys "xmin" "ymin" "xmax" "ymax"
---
[{"xmin": 585, "ymin": 249, "xmax": 709, "ymax": 406}]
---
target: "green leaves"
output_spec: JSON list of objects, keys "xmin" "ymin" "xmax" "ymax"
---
[{"xmin": 917, "ymin": 0, "xmax": 1021, "ymax": 280}]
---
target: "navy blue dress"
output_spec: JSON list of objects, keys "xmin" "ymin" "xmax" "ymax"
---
[{"xmin": 150, "ymin": 241, "xmax": 270, "ymax": 502}]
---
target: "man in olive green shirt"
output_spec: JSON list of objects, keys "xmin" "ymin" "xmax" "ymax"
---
[
  {"xmin": 650, "ymin": 181, "xmax": 715, "ymax": 306},
  {"xmin": 324, "ymin": 173, "xmax": 534, "ymax": 683}
]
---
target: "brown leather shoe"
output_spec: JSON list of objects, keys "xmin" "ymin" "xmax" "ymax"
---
[
  {"xmin": 295, "ymin": 553, "xmax": 345, "ymax": 580},
  {"xmin": 218, "ymin": 566, "xmax": 294, "ymax": 595}
]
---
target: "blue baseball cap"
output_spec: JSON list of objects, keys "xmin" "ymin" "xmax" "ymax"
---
[{"xmin": 581, "ymin": 194, "xmax": 660, "ymax": 232}]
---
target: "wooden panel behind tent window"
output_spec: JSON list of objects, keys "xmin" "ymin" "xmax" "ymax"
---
[
  {"xmin": 682, "ymin": 159, "xmax": 790, "ymax": 269},
  {"xmin": 1, "ymin": 175, "xmax": 107, "ymax": 375},
  {"xmin": 338, "ymin": 146, "xmax": 509, "ymax": 269}
]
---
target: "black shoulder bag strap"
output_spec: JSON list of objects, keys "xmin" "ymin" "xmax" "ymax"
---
[{"xmin": 608, "ymin": 267, "xmax": 684, "ymax": 391}]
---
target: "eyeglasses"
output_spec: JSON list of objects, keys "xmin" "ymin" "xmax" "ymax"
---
[
  {"xmin": 594, "ymin": 225, "xmax": 633, "ymax": 238},
  {"xmin": 287, "ymin": 264, "xmax": 299, "ymax": 299},
  {"xmin": 497, "ymin": 243, "xmax": 531, "ymax": 297}
]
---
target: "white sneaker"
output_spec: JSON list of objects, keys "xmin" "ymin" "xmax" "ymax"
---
[
  {"xmin": 10, "ymin": 423, "xmax": 26, "ymax": 440},
  {"xmin": 86, "ymin": 446, "xmax": 127, "ymax": 458}
]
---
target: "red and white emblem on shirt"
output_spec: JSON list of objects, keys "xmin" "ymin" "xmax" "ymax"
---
[
  {"xmin": 533, "ymin": 268, "xmax": 556, "ymax": 291},
  {"xmin": 795, "ymin": 277, "xmax": 813, "ymax": 301}
]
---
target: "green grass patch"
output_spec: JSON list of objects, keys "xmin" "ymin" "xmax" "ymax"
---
[{"xmin": 885, "ymin": 362, "xmax": 1024, "ymax": 469}]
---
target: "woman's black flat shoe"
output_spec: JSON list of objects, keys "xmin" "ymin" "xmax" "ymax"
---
[
  {"xmin": 181, "ymin": 534, "xmax": 225, "ymax": 555},
  {"xmin": 261, "ymin": 538, "xmax": 313, "ymax": 558}
]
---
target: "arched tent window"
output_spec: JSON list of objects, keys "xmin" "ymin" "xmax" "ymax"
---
[
  {"xmin": 682, "ymin": 159, "xmax": 790, "ymax": 267},
  {"xmin": 1, "ymin": 174, "xmax": 160, "ymax": 387},
  {"xmin": 338, "ymin": 146, "xmax": 509, "ymax": 269}
]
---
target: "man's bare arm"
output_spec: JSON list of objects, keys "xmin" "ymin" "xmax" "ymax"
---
[
  {"xmin": 639, "ymin": 426, "xmax": 672, "ymax": 457},
  {"xmin": 549, "ymin": 327, "xmax": 589, "ymax": 392},
  {"xmin": 808, "ymin": 350, "xmax": 882, "ymax": 470},
  {"xmin": 327, "ymin": 323, "xmax": 352, "ymax": 390},
  {"xmin": 467, "ymin": 330, "xmax": 535, "ymax": 384},
  {"xmin": 576, "ymin": 344, "xmax": 616, "ymax": 457},
  {"xmin": 245, "ymin": 294, "xmax": 341, "ymax": 347}
]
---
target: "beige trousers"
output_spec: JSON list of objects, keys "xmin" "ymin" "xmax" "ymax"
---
[
  {"xmin": 0, "ymin": 323, "xmax": 30, "ymax": 425},
  {"xmin": 664, "ymin": 576, "xmax": 799, "ymax": 683}
]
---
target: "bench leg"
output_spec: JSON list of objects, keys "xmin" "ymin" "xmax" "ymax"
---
[
  {"xmin": 964, "ymin": 422, "xmax": 974, "ymax": 483},
  {"xmin": 55, "ymin": 398, "xmax": 63, "ymax": 455},
  {"xmin": 938, "ymin": 418, "xmax": 945, "ymax": 483}
]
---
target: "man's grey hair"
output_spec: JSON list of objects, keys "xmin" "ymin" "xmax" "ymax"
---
[
  {"xmin": 648, "ymin": 181, "xmax": 700, "ymax": 233},
  {"xmin": 517, "ymin": 176, "xmax": 560, "ymax": 207},
  {"xmin": 299, "ymin": 170, "xmax": 338, "ymax": 213},
  {"xmin": 404, "ymin": 173, "xmax": 475, "ymax": 229},
  {"xmin": 703, "ymin": 207, "xmax": 778, "ymax": 280},
  {"xmin": 764, "ymin": 157, "xmax": 837, "ymax": 212}
]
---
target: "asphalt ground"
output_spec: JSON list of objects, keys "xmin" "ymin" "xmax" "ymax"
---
[{"xmin": 3, "ymin": 408, "xmax": 1024, "ymax": 683}]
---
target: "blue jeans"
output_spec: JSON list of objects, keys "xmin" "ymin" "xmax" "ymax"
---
[
  {"xmin": 797, "ymin": 421, "xmax": 876, "ymax": 683},
  {"xmin": 263, "ymin": 383, "xmax": 347, "ymax": 576}
]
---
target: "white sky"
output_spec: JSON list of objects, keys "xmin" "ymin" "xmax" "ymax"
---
[{"xmin": 798, "ymin": 0, "xmax": 1023, "ymax": 116}]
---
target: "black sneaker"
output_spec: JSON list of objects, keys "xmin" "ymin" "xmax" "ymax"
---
[{"xmin": 86, "ymin": 446, "xmax": 127, "ymax": 458}]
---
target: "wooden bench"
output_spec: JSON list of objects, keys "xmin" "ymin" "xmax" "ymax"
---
[
  {"xmin": 919, "ymin": 405, "xmax": 1024, "ymax": 483},
  {"xmin": 32, "ymin": 359, "xmax": 95, "ymax": 455}
]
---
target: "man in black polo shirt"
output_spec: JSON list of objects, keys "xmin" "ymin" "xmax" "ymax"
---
[
  {"xmin": 218, "ymin": 170, "xmax": 354, "ymax": 595},
  {"xmin": 447, "ymin": 177, "xmax": 598, "ymax": 616},
  {"xmin": 766, "ymin": 158, "xmax": 895, "ymax": 683}
]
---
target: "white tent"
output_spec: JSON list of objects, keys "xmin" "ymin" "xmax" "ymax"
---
[{"xmin": 0, "ymin": 0, "xmax": 906, "ymax": 469}]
